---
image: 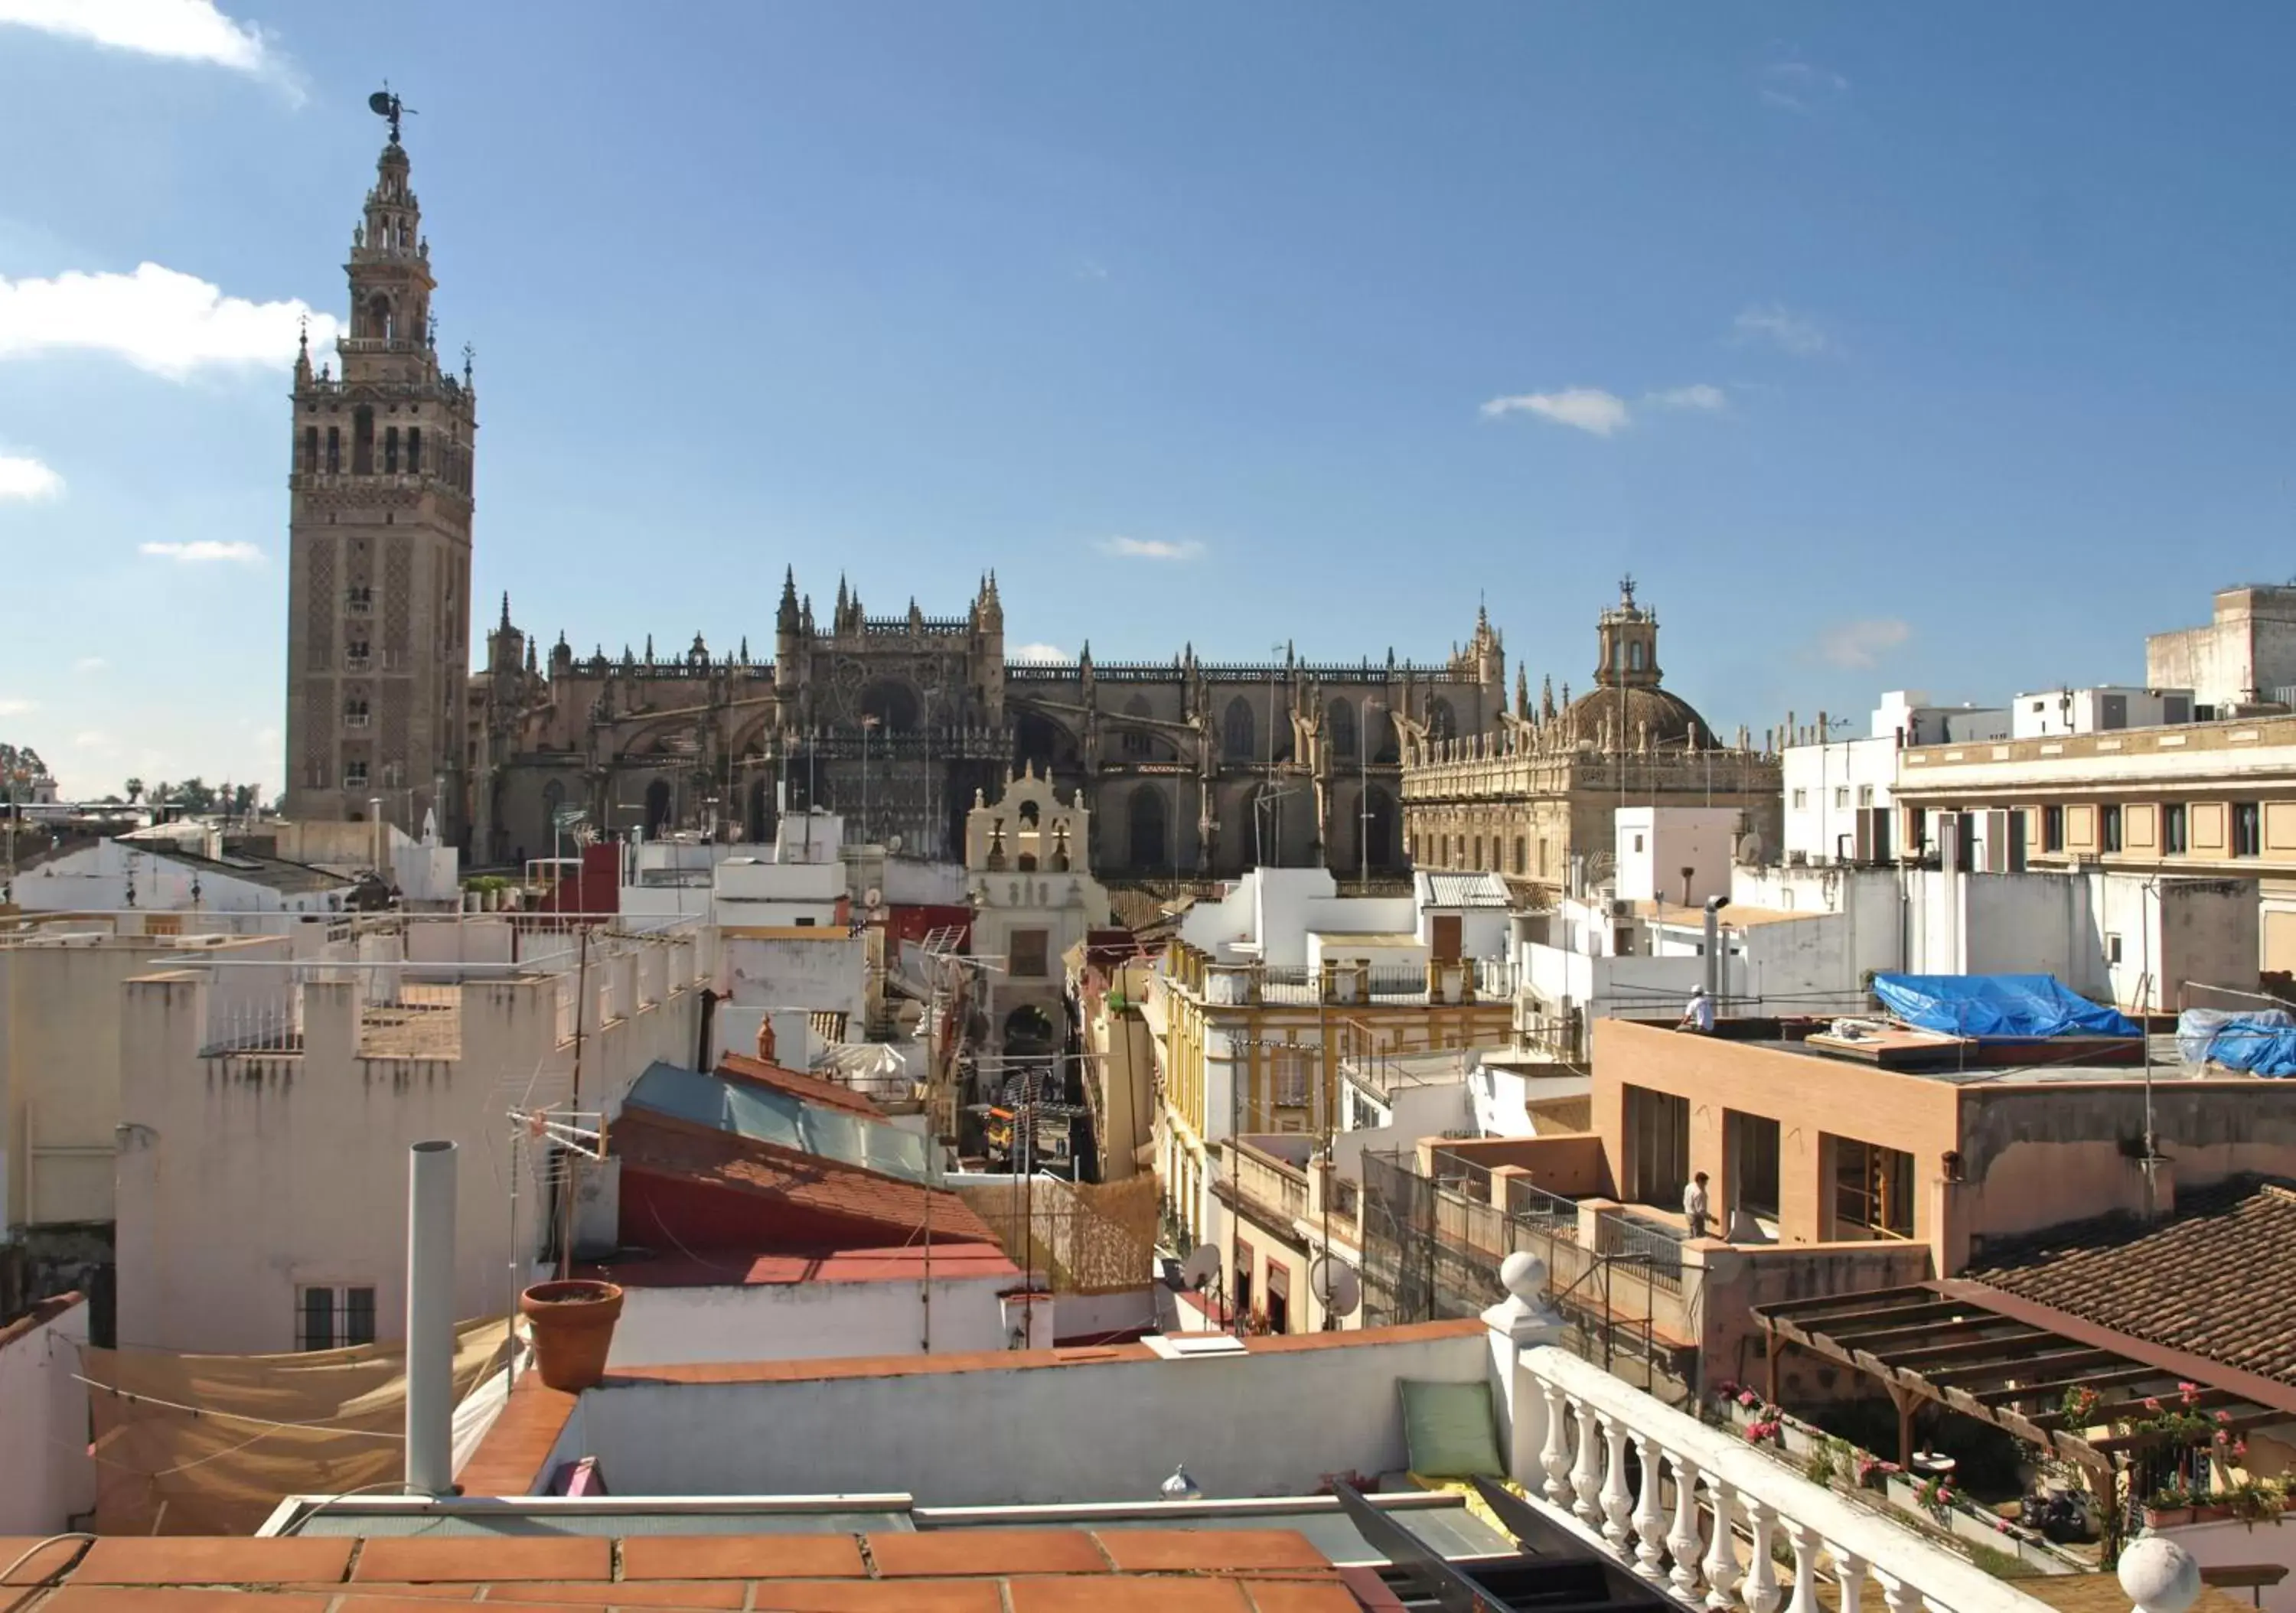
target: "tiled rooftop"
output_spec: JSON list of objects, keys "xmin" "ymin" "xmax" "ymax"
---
[
  {"xmin": 1964, "ymin": 1175, "xmax": 2296, "ymax": 1387},
  {"xmin": 0, "ymin": 1530, "xmax": 1369, "ymax": 1612},
  {"xmin": 714, "ymin": 1053, "xmax": 885, "ymax": 1119},
  {"xmin": 609, "ymin": 1106, "xmax": 1000, "ymax": 1250}
]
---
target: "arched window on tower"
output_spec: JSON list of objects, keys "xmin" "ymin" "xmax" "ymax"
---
[
  {"xmin": 406, "ymin": 427, "xmax": 421, "ymax": 474},
  {"xmin": 1428, "ymin": 696, "xmax": 1456, "ymax": 741},
  {"xmin": 302, "ymin": 425, "xmax": 318, "ymax": 473},
  {"xmin": 1629, "ymin": 641, "xmax": 1645, "ymax": 672},
  {"xmin": 351, "ymin": 407, "xmax": 375, "ymax": 474},
  {"xmin": 384, "ymin": 427, "xmax": 400, "ymax": 474},
  {"xmin": 367, "ymin": 293, "xmax": 392, "ymax": 343},
  {"xmin": 325, "ymin": 426, "xmax": 341, "ymax": 473},
  {"xmin": 1223, "ymin": 696, "xmax": 1255, "ymax": 761},
  {"xmin": 1327, "ymin": 698, "xmax": 1357, "ymax": 759}
]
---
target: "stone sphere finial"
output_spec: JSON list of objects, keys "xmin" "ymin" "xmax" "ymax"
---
[
  {"xmin": 2119, "ymin": 1536, "xmax": 2201, "ymax": 1613},
  {"xmin": 1500, "ymin": 1250, "xmax": 1548, "ymax": 1302}
]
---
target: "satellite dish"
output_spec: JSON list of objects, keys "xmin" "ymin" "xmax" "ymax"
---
[
  {"xmin": 1309, "ymin": 1256, "xmax": 1362, "ymax": 1320},
  {"xmin": 888, "ymin": 833, "xmax": 904, "ymax": 854},
  {"xmin": 1179, "ymin": 1244, "xmax": 1222, "ymax": 1293},
  {"xmin": 863, "ymin": 887, "xmax": 884, "ymax": 910},
  {"xmin": 367, "ymin": 91, "xmax": 396, "ymax": 116}
]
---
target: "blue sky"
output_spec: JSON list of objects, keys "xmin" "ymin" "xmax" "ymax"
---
[{"xmin": 5, "ymin": 2, "xmax": 2295, "ymax": 797}]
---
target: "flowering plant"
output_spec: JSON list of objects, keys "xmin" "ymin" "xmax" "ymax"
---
[
  {"xmin": 2059, "ymin": 1383, "xmax": 2101, "ymax": 1426},
  {"xmin": 1916, "ymin": 1475, "xmax": 1955, "ymax": 1519}
]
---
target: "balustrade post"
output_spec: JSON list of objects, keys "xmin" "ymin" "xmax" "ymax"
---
[
  {"xmin": 1701, "ymin": 1475, "xmax": 1740, "ymax": 1612},
  {"xmin": 1782, "ymin": 1522, "xmax": 1821, "ymax": 1613},
  {"xmin": 1666, "ymin": 1454, "xmax": 1704, "ymax": 1598},
  {"xmin": 1569, "ymin": 1400, "xmax": 1603, "ymax": 1524},
  {"xmin": 1629, "ymin": 1431, "xmax": 1667, "ymax": 1581},
  {"xmin": 1870, "ymin": 1566, "xmax": 1923, "ymax": 1613},
  {"xmin": 1742, "ymin": 1499, "xmax": 1782, "ymax": 1613},
  {"xmin": 1830, "ymin": 1548, "xmax": 1868, "ymax": 1613},
  {"xmin": 1598, "ymin": 1413, "xmax": 1633, "ymax": 1548},
  {"xmin": 1540, "ymin": 1382, "xmax": 1573, "ymax": 1507}
]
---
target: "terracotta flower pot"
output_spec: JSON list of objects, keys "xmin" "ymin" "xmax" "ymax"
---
[{"xmin": 520, "ymin": 1279, "xmax": 624, "ymax": 1392}]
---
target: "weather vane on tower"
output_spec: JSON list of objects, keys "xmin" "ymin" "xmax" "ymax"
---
[{"xmin": 368, "ymin": 83, "xmax": 415, "ymax": 145}]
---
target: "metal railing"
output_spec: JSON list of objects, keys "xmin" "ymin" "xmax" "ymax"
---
[{"xmin": 1596, "ymin": 1209, "xmax": 1684, "ymax": 1290}]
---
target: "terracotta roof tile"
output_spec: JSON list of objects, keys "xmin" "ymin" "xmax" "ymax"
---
[
  {"xmin": 716, "ymin": 1054, "xmax": 885, "ymax": 1118},
  {"xmin": 617, "ymin": 1536, "xmax": 866, "ymax": 1581},
  {"xmin": 1006, "ymin": 1581, "xmax": 1251, "ymax": 1612},
  {"xmin": 74, "ymin": 1538, "xmax": 351, "ymax": 1586},
  {"xmin": 0, "ymin": 1538, "xmax": 89, "ymax": 1586},
  {"xmin": 1964, "ymin": 1176, "xmax": 2296, "ymax": 1386},
  {"xmin": 1096, "ymin": 1531, "xmax": 1329, "ymax": 1573},
  {"xmin": 866, "ymin": 1530, "xmax": 1109, "ymax": 1578},
  {"xmin": 742, "ymin": 1586, "xmax": 1003, "ymax": 1613},
  {"xmin": 41, "ymin": 1592, "xmax": 331, "ymax": 1613},
  {"xmin": 352, "ymin": 1538, "xmax": 612, "ymax": 1584},
  {"xmin": 477, "ymin": 1585, "xmax": 748, "ymax": 1609}
]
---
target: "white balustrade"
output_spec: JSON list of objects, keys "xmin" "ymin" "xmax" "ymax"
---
[{"xmin": 1508, "ymin": 1344, "xmax": 2101, "ymax": 1613}]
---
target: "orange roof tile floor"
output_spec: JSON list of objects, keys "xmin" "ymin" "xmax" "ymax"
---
[{"xmin": 0, "ymin": 1530, "xmax": 1392, "ymax": 1613}]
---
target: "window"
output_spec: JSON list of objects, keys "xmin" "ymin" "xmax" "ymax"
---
[
  {"xmin": 2042, "ymin": 804, "xmax": 2065, "ymax": 852},
  {"xmin": 2102, "ymin": 804, "xmax": 2123, "ymax": 854},
  {"xmin": 406, "ymin": 426, "xmax": 422, "ymax": 474},
  {"xmin": 347, "ymin": 639, "xmax": 371, "ymax": 670},
  {"xmin": 1632, "ymin": 833, "xmax": 1645, "ymax": 852},
  {"xmin": 1273, "ymin": 1044, "xmax": 1313, "ymax": 1109},
  {"xmin": 325, "ymin": 425, "xmax": 341, "ymax": 472},
  {"xmin": 1472, "ymin": 836, "xmax": 1483, "ymax": 868},
  {"xmin": 346, "ymin": 584, "xmax": 373, "ymax": 614},
  {"xmin": 1623, "ymin": 1085, "xmax": 1690, "ymax": 1209},
  {"xmin": 1831, "ymin": 1139, "xmax": 1915, "ymax": 1240},
  {"xmin": 1857, "ymin": 785, "xmax": 1874, "ymax": 807},
  {"xmin": 344, "ymin": 697, "xmax": 370, "ymax": 728},
  {"xmin": 1222, "ymin": 696, "xmax": 1255, "ymax": 761},
  {"xmin": 1326, "ymin": 698, "xmax": 1356, "ymax": 759},
  {"xmin": 384, "ymin": 425, "xmax": 400, "ymax": 473},
  {"xmin": 2234, "ymin": 802, "xmax": 2262, "ymax": 859},
  {"xmin": 298, "ymin": 1283, "xmax": 377, "ymax": 1351},
  {"xmin": 1792, "ymin": 788, "xmax": 1808, "ymax": 810},
  {"xmin": 344, "ymin": 761, "xmax": 370, "ymax": 788},
  {"xmin": 1726, "ymin": 1111, "xmax": 1781, "ymax": 1220},
  {"xmin": 1009, "ymin": 928, "xmax": 1049, "ymax": 978},
  {"xmin": 1512, "ymin": 837, "xmax": 1525, "ymax": 876},
  {"xmin": 1834, "ymin": 787, "xmax": 1850, "ymax": 810},
  {"xmin": 794, "ymin": 916, "xmax": 816, "ymax": 927},
  {"xmin": 2107, "ymin": 933, "xmax": 2124, "ymax": 966},
  {"xmin": 2164, "ymin": 803, "xmax": 2188, "ymax": 855},
  {"xmin": 302, "ymin": 425, "xmax": 319, "ymax": 471},
  {"xmin": 352, "ymin": 406, "xmax": 375, "ymax": 474}
]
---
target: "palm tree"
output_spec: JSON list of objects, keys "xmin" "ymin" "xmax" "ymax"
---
[{"xmin": 125, "ymin": 777, "xmax": 145, "ymax": 804}]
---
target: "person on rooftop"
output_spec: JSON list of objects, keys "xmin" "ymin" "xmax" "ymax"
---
[
  {"xmin": 1678, "ymin": 985, "xmax": 1716, "ymax": 1034},
  {"xmin": 1683, "ymin": 1170, "xmax": 1711, "ymax": 1239}
]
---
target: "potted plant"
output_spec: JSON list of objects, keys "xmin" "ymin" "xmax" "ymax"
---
[
  {"xmin": 2223, "ymin": 1478, "xmax": 2284, "ymax": 1527},
  {"xmin": 520, "ymin": 1278, "xmax": 624, "ymax": 1391},
  {"xmin": 2144, "ymin": 1479, "xmax": 2195, "ymax": 1529},
  {"xmin": 1916, "ymin": 1474, "xmax": 1957, "ymax": 1522}
]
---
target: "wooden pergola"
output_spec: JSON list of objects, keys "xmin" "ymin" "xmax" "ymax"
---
[{"xmin": 1750, "ymin": 1281, "xmax": 2291, "ymax": 1495}]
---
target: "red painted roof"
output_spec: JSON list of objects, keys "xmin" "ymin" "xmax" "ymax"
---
[
  {"xmin": 611, "ymin": 1106, "xmax": 1003, "ymax": 1250},
  {"xmin": 713, "ymin": 1051, "xmax": 885, "ymax": 1116}
]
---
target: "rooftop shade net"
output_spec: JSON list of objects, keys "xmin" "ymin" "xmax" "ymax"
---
[
  {"xmin": 623, "ymin": 1060, "xmax": 938, "ymax": 1183},
  {"xmin": 1871, "ymin": 973, "xmax": 2141, "ymax": 1041}
]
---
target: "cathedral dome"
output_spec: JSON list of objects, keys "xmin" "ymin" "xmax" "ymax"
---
[{"xmin": 1561, "ymin": 683, "xmax": 1714, "ymax": 751}]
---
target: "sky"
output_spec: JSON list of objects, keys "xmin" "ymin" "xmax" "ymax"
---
[{"xmin": 4, "ymin": 2, "xmax": 2296, "ymax": 798}]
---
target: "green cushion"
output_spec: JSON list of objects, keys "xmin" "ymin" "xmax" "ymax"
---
[{"xmin": 1399, "ymin": 1378, "xmax": 1505, "ymax": 1479}]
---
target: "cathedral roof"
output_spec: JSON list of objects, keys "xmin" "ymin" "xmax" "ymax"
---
[{"xmin": 1561, "ymin": 682, "xmax": 1713, "ymax": 751}]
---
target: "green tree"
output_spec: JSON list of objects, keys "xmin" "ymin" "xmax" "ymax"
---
[{"xmin": 124, "ymin": 777, "xmax": 145, "ymax": 803}]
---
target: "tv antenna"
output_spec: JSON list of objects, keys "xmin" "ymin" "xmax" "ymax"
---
[{"xmin": 368, "ymin": 85, "xmax": 416, "ymax": 145}]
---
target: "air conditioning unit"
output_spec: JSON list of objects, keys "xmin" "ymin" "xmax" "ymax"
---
[{"xmin": 1609, "ymin": 898, "xmax": 1632, "ymax": 917}]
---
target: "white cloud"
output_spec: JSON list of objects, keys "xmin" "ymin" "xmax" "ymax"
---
[
  {"xmin": 1074, "ymin": 257, "xmax": 1110, "ymax": 282},
  {"xmin": 1100, "ymin": 536, "xmax": 1205, "ymax": 561},
  {"xmin": 1814, "ymin": 618, "xmax": 1912, "ymax": 670},
  {"xmin": 0, "ymin": 453, "xmax": 63, "ymax": 501},
  {"xmin": 1733, "ymin": 303, "xmax": 1833, "ymax": 357},
  {"xmin": 0, "ymin": 698, "xmax": 35, "ymax": 718},
  {"xmin": 1646, "ymin": 384, "xmax": 1728, "ymax": 412},
  {"xmin": 69, "ymin": 730, "xmax": 114, "ymax": 751},
  {"xmin": 1760, "ymin": 57, "xmax": 1849, "ymax": 115},
  {"xmin": 0, "ymin": 263, "xmax": 340, "ymax": 381},
  {"xmin": 74, "ymin": 657, "xmax": 108, "ymax": 673},
  {"xmin": 1009, "ymin": 643, "xmax": 1069, "ymax": 663},
  {"xmin": 1480, "ymin": 388, "xmax": 1632, "ymax": 438},
  {"xmin": 140, "ymin": 539, "xmax": 263, "ymax": 563},
  {"xmin": 0, "ymin": 0, "xmax": 282, "ymax": 77}
]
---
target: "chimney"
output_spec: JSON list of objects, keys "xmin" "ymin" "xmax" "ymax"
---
[
  {"xmin": 405, "ymin": 1140, "xmax": 458, "ymax": 1497},
  {"xmin": 1680, "ymin": 866, "xmax": 1695, "ymax": 908},
  {"xmin": 1703, "ymin": 897, "xmax": 1730, "ymax": 1009}
]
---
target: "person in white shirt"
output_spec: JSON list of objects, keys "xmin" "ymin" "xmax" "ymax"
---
[
  {"xmin": 1679, "ymin": 986, "xmax": 1716, "ymax": 1033},
  {"xmin": 1682, "ymin": 1171, "xmax": 1711, "ymax": 1238}
]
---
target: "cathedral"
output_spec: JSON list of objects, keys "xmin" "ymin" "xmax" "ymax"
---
[{"xmin": 282, "ymin": 123, "xmax": 1762, "ymax": 885}]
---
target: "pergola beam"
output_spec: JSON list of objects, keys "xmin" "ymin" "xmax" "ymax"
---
[
  {"xmin": 1866, "ymin": 1328, "xmax": 2056, "ymax": 1370},
  {"xmin": 1923, "ymin": 1348, "xmax": 2122, "ymax": 1390},
  {"xmin": 1750, "ymin": 1285, "xmax": 1939, "ymax": 1321},
  {"xmin": 1974, "ymin": 1364, "xmax": 2163, "ymax": 1407}
]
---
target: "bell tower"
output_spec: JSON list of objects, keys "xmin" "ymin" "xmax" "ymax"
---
[
  {"xmin": 1593, "ymin": 575, "xmax": 1662, "ymax": 690},
  {"xmin": 283, "ymin": 91, "xmax": 478, "ymax": 842}
]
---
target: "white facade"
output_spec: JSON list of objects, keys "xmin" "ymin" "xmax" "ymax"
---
[
  {"xmin": 1614, "ymin": 806, "xmax": 1740, "ymax": 904},
  {"xmin": 115, "ymin": 923, "xmax": 706, "ymax": 1354},
  {"xmin": 13, "ymin": 839, "xmax": 351, "ymax": 914},
  {"xmin": 1782, "ymin": 693, "xmax": 2010, "ymax": 866},
  {"xmin": 605, "ymin": 1272, "xmax": 1013, "ymax": 1368},
  {"xmin": 2146, "ymin": 584, "xmax": 2296, "ymax": 714},
  {"xmin": 0, "ymin": 1295, "xmax": 96, "ymax": 1533},
  {"xmin": 2011, "ymin": 686, "xmax": 2195, "ymax": 739}
]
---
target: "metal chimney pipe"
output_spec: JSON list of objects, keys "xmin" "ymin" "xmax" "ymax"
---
[
  {"xmin": 1703, "ymin": 896, "xmax": 1730, "ymax": 1009},
  {"xmin": 406, "ymin": 1139, "xmax": 458, "ymax": 1497}
]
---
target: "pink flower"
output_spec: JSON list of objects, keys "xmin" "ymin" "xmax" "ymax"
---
[
  {"xmin": 2216, "ymin": 1410, "xmax": 2235, "ymax": 1424},
  {"xmin": 2233, "ymin": 1440, "xmax": 2249, "ymax": 1459},
  {"xmin": 2144, "ymin": 1397, "xmax": 2164, "ymax": 1413},
  {"xmin": 1739, "ymin": 1390, "xmax": 1760, "ymax": 1408}
]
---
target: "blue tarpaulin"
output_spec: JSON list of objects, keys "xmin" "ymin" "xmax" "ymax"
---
[
  {"xmin": 2177, "ymin": 1008, "xmax": 2296, "ymax": 1076},
  {"xmin": 1872, "ymin": 974, "xmax": 2141, "ymax": 1041}
]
